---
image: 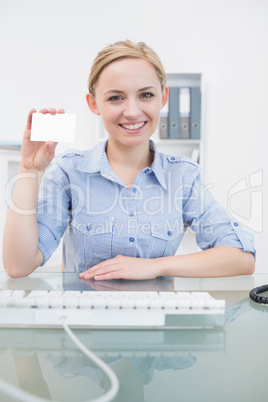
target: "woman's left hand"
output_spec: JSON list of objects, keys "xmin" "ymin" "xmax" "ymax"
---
[{"xmin": 79, "ymin": 255, "xmax": 163, "ymax": 281}]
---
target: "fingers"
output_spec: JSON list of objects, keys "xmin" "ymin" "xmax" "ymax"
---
[
  {"xmin": 80, "ymin": 258, "xmax": 120, "ymax": 280},
  {"xmin": 25, "ymin": 107, "xmax": 65, "ymax": 130},
  {"xmin": 45, "ymin": 141, "xmax": 58, "ymax": 154},
  {"xmin": 25, "ymin": 108, "xmax": 37, "ymax": 132},
  {"xmin": 38, "ymin": 108, "xmax": 65, "ymax": 114},
  {"xmin": 80, "ymin": 265, "xmax": 115, "ymax": 279},
  {"xmin": 94, "ymin": 272, "xmax": 121, "ymax": 281},
  {"xmin": 24, "ymin": 107, "xmax": 65, "ymax": 141}
]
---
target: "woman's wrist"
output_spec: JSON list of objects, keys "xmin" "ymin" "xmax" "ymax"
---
[
  {"xmin": 18, "ymin": 164, "xmax": 44, "ymax": 188},
  {"xmin": 154, "ymin": 256, "xmax": 175, "ymax": 277},
  {"xmin": 19, "ymin": 163, "xmax": 41, "ymax": 174}
]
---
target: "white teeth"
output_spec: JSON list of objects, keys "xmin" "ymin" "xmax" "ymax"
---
[{"xmin": 121, "ymin": 122, "xmax": 145, "ymax": 130}]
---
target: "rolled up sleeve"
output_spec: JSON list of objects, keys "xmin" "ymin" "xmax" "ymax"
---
[{"xmin": 183, "ymin": 172, "xmax": 256, "ymax": 258}]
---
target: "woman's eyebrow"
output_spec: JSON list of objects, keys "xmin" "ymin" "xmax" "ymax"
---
[
  {"xmin": 104, "ymin": 86, "xmax": 157, "ymax": 96},
  {"xmin": 104, "ymin": 90, "xmax": 124, "ymax": 96},
  {"xmin": 138, "ymin": 86, "xmax": 157, "ymax": 92}
]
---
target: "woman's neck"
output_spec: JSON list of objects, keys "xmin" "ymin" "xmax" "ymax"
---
[{"xmin": 106, "ymin": 138, "xmax": 153, "ymax": 188}]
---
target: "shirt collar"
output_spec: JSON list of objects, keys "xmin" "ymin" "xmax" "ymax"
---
[
  {"xmin": 149, "ymin": 140, "xmax": 167, "ymax": 190},
  {"xmin": 77, "ymin": 141, "xmax": 107, "ymax": 174},
  {"xmin": 77, "ymin": 139, "xmax": 167, "ymax": 190}
]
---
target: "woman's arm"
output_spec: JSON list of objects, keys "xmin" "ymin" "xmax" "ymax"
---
[
  {"xmin": 159, "ymin": 246, "xmax": 255, "ymax": 277},
  {"xmin": 79, "ymin": 246, "xmax": 255, "ymax": 281},
  {"xmin": 3, "ymin": 108, "xmax": 64, "ymax": 277},
  {"xmin": 3, "ymin": 164, "xmax": 45, "ymax": 277}
]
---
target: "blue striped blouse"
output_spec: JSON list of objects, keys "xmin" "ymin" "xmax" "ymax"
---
[{"xmin": 37, "ymin": 140, "xmax": 255, "ymax": 272}]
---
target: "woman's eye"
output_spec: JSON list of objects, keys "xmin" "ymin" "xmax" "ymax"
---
[
  {"xmin": 108, "ymin": 96, "xmax": 123, "ymax": 102},
  {"xmin": 141, "ymin": 92, "xmax": 154, "ymax": 99}
]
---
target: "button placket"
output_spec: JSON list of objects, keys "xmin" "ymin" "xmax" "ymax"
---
[
  {"xmin": 126, "ymin": 175, "xmax": 144, "ymax": 256},
  {"xmin": 128, "ymin": 196, "xmax": 137, "ymax": 256},
  {"xmin": 125, "ymin": 186, "xmax": 139, "ymax": 256},
  {"xmin": 123, "ymin": 187, "xmax": 137, "ymax": 218}
]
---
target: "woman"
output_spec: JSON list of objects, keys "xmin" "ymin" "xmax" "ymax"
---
[{"xmin": 3, "ymin": 40, "xmax": 255, "ymax": 279}]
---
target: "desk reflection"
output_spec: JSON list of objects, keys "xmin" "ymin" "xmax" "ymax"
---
[
  {"xmin": 63, "ymin": 273, "xmax": 174, "ymax": 292},
  {"xmin": 0, "ymin": 327, "xmax": 224, "ymax": 402}
]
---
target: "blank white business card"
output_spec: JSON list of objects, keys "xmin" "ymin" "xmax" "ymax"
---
[{"xmin": 31, "ymin": 113, "xmax": 76, "ymax": 142}]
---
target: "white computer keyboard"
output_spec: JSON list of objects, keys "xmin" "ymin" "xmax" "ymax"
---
[{"xmin": 0, "ymin": 290, "xmax": 226, "ymax": 328}]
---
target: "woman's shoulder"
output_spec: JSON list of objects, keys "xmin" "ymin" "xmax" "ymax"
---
[
  {"xmin": 54, "ymin": 149, "xmax": 87, "ymax": 172},
  {"xmin": 54, "ymin": 143, "xmax": 103, "ymax": 171},
  {"xmin": 158, "ymin": 151, "xmax": 201, "ymax": 176},
  {"xmin": 57, "ymin": 147, "xmax": 92, "ymax": 160},
  {"xmin": 163, "ymin": 153, "xmax": 200, "ymax": 168}
]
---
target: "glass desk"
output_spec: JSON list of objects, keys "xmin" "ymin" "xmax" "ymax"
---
[{"xmin": 0, "ymin": 272, "xmax": 267, "ymax": 402}]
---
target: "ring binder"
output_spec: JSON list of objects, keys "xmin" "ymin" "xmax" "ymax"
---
[
  {"xmin": 168, "ymin": 87, "xmax": 180, "ymax": 139},
  {"xmin": 190, "ymin": 87, "xmax": 201, "ymax": 139},
  {"xmin": 159, "ymin": 112, "xmax": 169, "ymax": 139},
  {"xmin": 179, "ymin": 88, "xmax": 190, "ymax": 139}
]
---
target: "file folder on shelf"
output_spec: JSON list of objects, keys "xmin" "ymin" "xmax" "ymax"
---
[
  {"xmin": 179, "ymin": 88, "xmax": 190, "ymax": 139},
  {"xmin": 159, "ymin": 112, "xmax": 169, "ymax": 139},
  {"xmin": 168, "ymin": 87, "xmax": 180, "ymax": 139},
  {"xmin": 159, "ymin": 97, "xmax": 169, "ymax": 139},
  {"xmin": 190, "ymin": 87, "xmax": 201, "ymax": 139}
]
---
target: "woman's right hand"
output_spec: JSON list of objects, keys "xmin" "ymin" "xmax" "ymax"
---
[{"xmin": 21, "ymin": 108, "xmax": 65, "ymax": 172}]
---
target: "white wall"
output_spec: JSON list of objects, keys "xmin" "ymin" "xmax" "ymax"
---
[{"xmin": 1, "ymin": 0, "xmax": 267, "ymax": 272}]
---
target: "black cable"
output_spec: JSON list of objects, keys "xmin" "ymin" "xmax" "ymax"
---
[{"xmin": 249, "ymin": 284, "xmax": 268, "ymax": 304}]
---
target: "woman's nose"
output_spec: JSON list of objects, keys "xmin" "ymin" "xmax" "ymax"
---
[{"xmin": 123, "ymin": 99, "xmax": 141, "ymax": 118}]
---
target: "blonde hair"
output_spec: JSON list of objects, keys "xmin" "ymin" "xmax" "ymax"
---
[{"xmin": 88, "ymin": 40, "xmax": 166, "ymax": 96}]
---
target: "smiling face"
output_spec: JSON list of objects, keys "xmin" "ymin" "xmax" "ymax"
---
[{"xmin": 86, "ymin": 58, "xmax": 168, "ymax": 148}]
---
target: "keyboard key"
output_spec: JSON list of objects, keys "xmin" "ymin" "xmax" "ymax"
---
[
  {"xmin": 149, "ymin": 298, "xmax": 164, "ymax": 309},
  {"xmin": 121, "ymin": 298, "xmax": 136, "ymax": 309},
  {"xmin": 136, "ymin": 298, "xmax": 150, "ymax": 309},
  {"xmin": 163, "ymin": 298, "xmax": 177, "ymax": 309},
  {"xmin": 36, "ymin": 297, "xmax": 50, "ymax": 308},
  {"xmin": 11, "ymin": 290, "xmax": 26, "ymax": 298},
  {"xmin": 64, "ymin": 298, "xmax": 79, "ymax": 308},
  {"xmin": 93, "ymin": 298, "xmax": 107, "ymax": 309}
]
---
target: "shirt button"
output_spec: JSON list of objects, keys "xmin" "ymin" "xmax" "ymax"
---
[
  {"xmin": 132, "ymin": 188, "xmax": 137, "ymax": 193},
  {"xmin": 144, "ymin": 168, "xmax": 150, "ymax": 174},
  {"xmin": 171, "ymin": 156, "xmax": 175, "ymax": 161},
  {"xmin": 129, "ymin": 237, "xmax": 135, "ymax": 243},
  {"xmin": 234, "ymin": 222, "xmax": 239, "ymax": 227},
  {"xmin": 129, "ymin": 212, "xmax": 134, "ymax": 217},
  {"xmin": 167, "ymin": 231, "xmax": 172, "ymax": 236},
  {"xmin": 86, "ymin": 224, "xmax": 91, "ymax": 231}
]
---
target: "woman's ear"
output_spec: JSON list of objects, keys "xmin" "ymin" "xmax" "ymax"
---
[
  {"xmin": 161, "ymin": 86, "xmax": 169, "ymax": 108},
  {"xmin": 86, "ymin": 93, "xmax": 100, "ymax": 115}
]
